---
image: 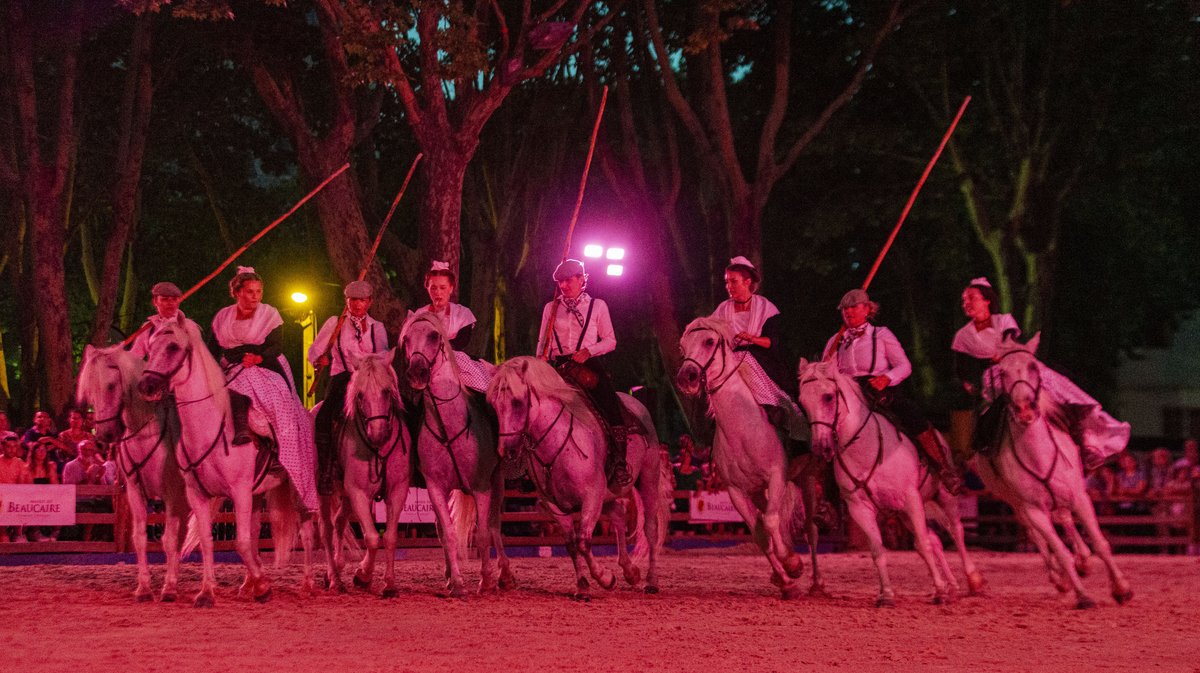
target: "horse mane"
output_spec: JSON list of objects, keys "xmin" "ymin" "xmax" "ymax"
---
[
  {"xmin": 345, "ymin": 351, "xmax": 401, "ymax": 418},
  {"xmin": 78, "ymin": 345, "xmax": 157, "ymax": 426},
  {"xmin": 406, "ymin": 311, "xmax": 466, "ymax": 390},
  {"xmin": 683, "ymin": 315, "xmax": 737, "ymax": 345},
  {"xmin": 176, "ymin": 319, "xmax": 232, "ymax": 418},
  {"xmin": 488, "ymin": 356, "xmax": 602, "ymax": 434}
]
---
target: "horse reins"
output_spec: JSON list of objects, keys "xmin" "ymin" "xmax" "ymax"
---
[{"xmin": 681, "ymin": 327, "xmax": 746, "ymax": 396}]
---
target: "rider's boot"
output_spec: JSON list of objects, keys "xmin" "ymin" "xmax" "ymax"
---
[
  {"xmin": 916, "ymin": 427, "xmax": 964, "ymax": 495},
  {"xmin": 608, "ymin": 426, "xmax": 633, "ymax": 488},
  {"xmin": 315, "ymin": 423, "xmax": 334, "ymax": 496},
  {"xmin": 230, "ymin": 392, "xmax": 254, "ymax": 446}
]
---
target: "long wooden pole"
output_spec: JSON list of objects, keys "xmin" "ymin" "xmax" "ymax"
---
[
  {"xmin": 308, "ymin": 153, "xmax": 423, "ymax": 395},
  {"xmin": 539, "ymin": 86, "xmax": 608, "ymax": 360},
  {"xmin": 121, "ymin": 162, "xmax": 351, "ymax": 346},
  {"xmin": 823, "ymin": 96, "xmax": 971, "ymax": 359}
]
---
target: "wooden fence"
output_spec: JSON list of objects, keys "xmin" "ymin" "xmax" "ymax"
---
[{"xmin": 2, "ymin": 485, "xmax": 1197, "ymax": 556}]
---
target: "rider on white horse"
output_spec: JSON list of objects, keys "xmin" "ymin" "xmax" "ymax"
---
[
  {"xmin": 824, "ymin": 288, "xmax": 964, "ymax": 494},
  {"xmin": 309, "ymin": 280, "xmax": 390, "ymax": 495},
  {"xmin": 128, "ymin": 281, "xmax": 199, "ymax": 358},
  {"xmin": 709, "ymin": 256, "xmax": 806, "ymax": 449},
  {"xmin": 402, "ymin": 261, "xmax": 496, "ymax": 393},
  {"xmin": 535, "ymin": 258, "xmax": 632, "ymax": 488},
  {"xmin": 209, "ymin": 266, "xmax": 318, "ymax": 511},
  {"xmin": 954, "ymin": 277, "xmax": 1129, "ymax": 470}
]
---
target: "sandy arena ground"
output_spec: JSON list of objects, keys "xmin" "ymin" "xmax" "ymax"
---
[{"xmin": 1, "ymin": 548, "xmax": 1197, "ymax": 673}]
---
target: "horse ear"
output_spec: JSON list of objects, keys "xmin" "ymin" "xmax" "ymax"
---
[
  {"xmin": 83, "ymin": 344, "xmax": 95, "ymax": 359},
  {"xmin": 384, "ymin": 347, "xmax": 397, "ymax": 367},
  {"xmin": 347, "ymin": 351, "xmax": 365, "ymax": 371},
  {"xmin": 1027, "ymin": 331, "xmax": 1041, "ymax": 353},
  {"xmin": 796, "ymin": 357, "xmax": 809, "ymax": 377}
]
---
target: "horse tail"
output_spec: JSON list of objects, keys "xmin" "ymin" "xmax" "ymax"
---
[
  {"xmin": 179, "ymin": 499, "xmax": 222, "ymax": 560},
  {"xmin": 632, "ymin": 455, "xmax": 672, "ymax": 565},
  {"xmin": 449, "ymin": 490, "xmax": 476, "ymax": 559},
  {"xmin": 266, "ymin": 485, "xmax": 300, "ymax": 568}
]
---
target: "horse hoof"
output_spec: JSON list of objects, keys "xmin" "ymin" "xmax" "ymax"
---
[
  {"xmin": 599, "ymin": 572, "xmax": 617, "ymax": 591},
  {"xmin": 135, "ymin": 592, "xmax": 153, "ymax": 604},
  {"xmin": 573, "ymin": 592, "xmax": 592, "ymax": 602},
  {"xmin": 808, "ymin": 584, "xmax": 832, "ymax": 599},
  {"xmin": 448, "ymin": 586, "xmax": 468, "ymax": 600},
  {"xmin": 967, "ymin": 572, "xmax": 987, "ymax": 596},
  {"xmin": 782, "ymin": 554, "xmax": 804, "ymax": 579},
  {"xmin": 254, "ymin": 588, "xmax": 273, "ymax": 604},
  {"xmin": 875, "ymin": 596, "xmax": 896, "ymax": 608},
  {"xmin": 381, "ymin": 587, "xmax": 400, "ymax": 599},
  {"xmin": 193, "ymin": 593, "xmax": 215, "ymax": 609},
  {"xmin": 781, "ymin": 584, "xmax": 805, "ymax": 601},
  {"xmin": 644, "ymin": 585, "xmax": 660, "ymax": 595},
  {"xmin": 623, "ymin": 567, "xmax": 642, "ymax": 586},
  {"xmin": 1076, "ymin": 557, "xmax": 1090, "ymax": 578},
  {"xmin": 498, "ymin": 575, "xmax": 517, "ymax": 592},
  {"xmin": 159, "ymin": 592, "xmax": 177, "ymax": 604},
  {"xmin": 1075, "ymin": 596, "xmax": 1097, "ymax": 610},
  {"xmin": 352, "ymin": 571, "xmax": 371, "ymax": 590},
  {"xmin": 769, "ymin": 572, "xmax": 786, "ymax": 588},
  {"xmin": 1112, "ymin": 587, "xmax": 1134, "ymax": 605},
  {"xmin": 933, "ymin": 591, "xmax": 955, "ymax": 606},
  {"xmin": 330, "ymin": 581, "xmax": 348, "ymax": 595}
]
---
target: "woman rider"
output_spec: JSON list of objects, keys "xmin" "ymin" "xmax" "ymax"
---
[{"xmin": 209, "ymin": 266, "xmax": 318, "ymax": 511}]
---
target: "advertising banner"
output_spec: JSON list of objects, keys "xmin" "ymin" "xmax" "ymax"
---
[{"xmin": 0, "ymin": 484, "xmax": 76, "ymax": 526}]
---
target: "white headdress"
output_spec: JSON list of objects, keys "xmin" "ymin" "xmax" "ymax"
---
[
  {"xmin": 236, "ymin": 265, "xmax": 256, "ymax": 275},
  {"xmin": 729, "ymin": 255, "xmax": 756, "ymax": 269},
  {"xmin": 969, "ymin": 277, "xmax": 992, "ymax": 288},
  {"xmin": 430, "ymin": 261, "xmax": 450, "ymax": 272}
]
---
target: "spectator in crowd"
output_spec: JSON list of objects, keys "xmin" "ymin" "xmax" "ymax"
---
[
  {"xmin": 1163, "ymin": 465, "xmax": 1196, "ymax": 520},
  {"xmin": 1172, "ymin": 437, "xmax": 1199, "ymax": 478},
  {"xmin": 54, "ymin": 408, "xmax": 91, "ymax": 469},
  {"xmin": 24, "ymin": 442, "xmax": 61, "ymax": 541},
  {"xmin": 0, "ymin": 431, "xmax": 32, "ymax": 543},
  {"xmin": 1147, "ymin": 447, "xmax": 1173, "ymax": 495},
  {"xmin": 100, "ymin": 445, "xmax": 117, "ymax": 485},
  {"xmin": 1113, "ymin": 451, "xmax": 1148, "ymax": 515},
  {"xmin": 673, "ymin": 439, "xmax": 704, "ymax": 492},
  {"xmin": 1086, "ymin": 463, "xmax": 1118, "ymax": 514},
  {"xmin": 62, "ymin": 438, "xmax": 106, "ymax": 485},
  {"xmin": 20, "ymin": 410, "xmax": 57, "ymax": 461}
]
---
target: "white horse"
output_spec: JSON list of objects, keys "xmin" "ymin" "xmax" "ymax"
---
[
  {"xmin": 137, "ymin": 314, "xmax": 315, "ymax": 606},
  {"xmin": 402, "ymin": 313, "xmax": 514, "ymax": 597},
  {"xmin": 78, "ymin": 345, "xmax": 189, "ymax": 603},
  {"xmin": 317, "ymin": 349, "xmax": 413, "ymax": 597},
  {"xmin": 797, "ymin": 357, "xmax": 984, "ymax": 606},
  {"xmin": 972, "ymin": 333, "xmax": 1132, "ymax": 608},
  {"xmin": 677, "ymin": 317, "xmax": 825, "ymax": 600},
  {"xmin": 488, "ymin": 356, "xmax": 669, "ymax": 600}
]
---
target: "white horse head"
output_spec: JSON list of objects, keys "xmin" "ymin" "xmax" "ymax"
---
[
  {"xmin": 487, "ymin": 356, "xmax": 597, "ymax": 457},
  {"xmin": 400, "ymin": 312, "xmax": 459, "ymax": 392},
  {"xmin": 795, "ymin": 357, "xmax": 859, "ymax": 461},
  {"xmin": 78, "ymin": 344, "xmax": 149, "ymax": 444},
  {"xmin": 345, "ymin": 348, "xmax": 402, "ymax": 447},
  {"xmin": 676, "ymin": 316, "xmax": 738, "ymax": 397},
  {"xmin": 137, "ymin": 314, "xmax": 230, "ymax": 419},
  {"xmin": 992, "ymin": 331, "xmax": 1044, "ymax": 425}
]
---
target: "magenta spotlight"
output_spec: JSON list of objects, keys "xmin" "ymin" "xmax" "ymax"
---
[
  {"xmin": 605, "ymin": 247, "xmax": 625, "ymax": 260},
  {"xmin": 583, "ymin": 244, "xmax": 603, "ymax": 258},
  {"xmin": 606, "ymin": 264, "xmax": 624, "ymax": 276}
]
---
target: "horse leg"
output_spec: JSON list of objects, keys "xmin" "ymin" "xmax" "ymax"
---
[
  {"xmin": 317, "ymin": 494, "xmax": 346, "ymax": 592},
  {"xmin": 232, "ymin": 490, "xmax": 271, "ymax": 603},
  {"xmin": 126, "ymin": 485, "xmax": 153, "ymax": 602},
  {"xmin": 937, "ymin": 489, "xmax": 985, "ymax": 596},
  {"xmin": 1055, "ymin": 508, "xmax": 1093, "ymax": 578},
  {"xmin": 159, "ymin": 496, "xmax": 185, "ymax": 603},
  {"xmin": 183, "ymin": 488, "xmax": 218, "ymax": 608},
  {"xmin": 727, "ymin": 487, "xmax": 797, "ymax": 598},
  {"xmin": 580, "ymin": 498, "xmax": 616, "ymax": 592},
  {"xmin": 802, "ymin": 469, "xmax": 829, "ymax": 598},
  {"xmin": 473, "ymin": 489, "xmax": 499, "ymax": 594},
  {"xmin": 635, "ymin": 460, "xmax": 663, "ymax": 594},
  {"xmin": 298, "ymin": 511, "xmax": 316, "ymax": 597},
  {"xmin": 609, "ymin": 499, "xmax": 639, "ymax": 587},
  {"xmin": 558, "ymin": 514, "xmax": 592, "ymax": 601},
  {"xmin": 380, "ymin": 484, "xmax": 407, "ymax": 599},
  {"xmin": 1070, "ymin": 492, "xmax": 1132, "ymax": 604},
  {"xmin": 902, "ymin": 490, "xmax": 952, "ymax": 604},
  {"xmin": 1022, "ymin": 505, "xmax": 1096, "ymax": 609},
  {"xmin": 345, "ymin": 488, "xmax": 378, "ymax": 592},
  {"xmin": 490, "ymin": 475, "xmax": 516, "ymax": 591},
  {"xmin": 845, "ymin": 498, "xmax": 895, "ymax": 607},
  {"xmin": 924, "ymin": 523, "xmax": 960, "ymax": 597},
  {"xmin": 427, "ymin": 484, "xmax": 467, "ymax": 599}
]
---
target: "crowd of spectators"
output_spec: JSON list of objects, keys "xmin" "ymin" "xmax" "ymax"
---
[
  {"xmin": 0, "ymin": 407, "xmax": 116, "ymax": 543},
  {"xmin": 1085, "ymin": 438, "xmax": 1199, "ymax": 517}
]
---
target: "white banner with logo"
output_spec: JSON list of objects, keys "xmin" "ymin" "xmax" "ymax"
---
[
  {"xmin": 0, "ymin": 484, "xmax": 77, "ymax": 526},
  {"xmin": 688, "ymin": 490, "xmax": 743, "ymax": 523},
  {"xmin": 374, "ymin": 487, "xmax": 437, "ymax": 524}
]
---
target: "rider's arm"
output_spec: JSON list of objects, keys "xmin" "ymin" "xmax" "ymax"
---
[
  {"xmin": 876, "ymin": 327, "xmax": 912, "ymax": 386},
  {"xmin": 534, "ymin": 301, "xmax": 553, "ymax": 358},
  {"xmin": 586, "ymin": 298, "xmax": 617, "ymax": 357},
  {"xmin": 308, "ymin": 316, "xmax": 339, "ymax": 365}
]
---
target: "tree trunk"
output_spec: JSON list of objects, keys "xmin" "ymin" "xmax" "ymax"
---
[
  {"xmin": 90, "ymin": 13, "xmax": 153, "ymax": 345},
  {"xmin": 418, "ymin": 142, "xmax": 468, "ymax": 294}
]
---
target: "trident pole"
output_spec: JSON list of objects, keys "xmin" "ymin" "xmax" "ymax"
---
[{"xmin": 539, "ymin": 86, "xmax": 609, "ymax": 360}]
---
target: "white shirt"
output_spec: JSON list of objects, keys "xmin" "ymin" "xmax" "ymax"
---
[
  {"xmin": 824, "ymin": 324, "xmax": 912, "ymax": 386},
  {"xmin": 129, "ymin": 311, "xmax": 199, "ymax": 359},
  {"xmin": 211, "ymin": 304, "xmax": 284, "ymax": 349},
  {"xmin": 405, "ymin": 303, "xmax": 477, "ymax": 342},
  {"xmin": 308, "ymin": 314, "xmax": 388, "ymax": 377},
  {"xmin": 536, "ymin": 293, "xmax": 616, "ymax": 359},
  {"xmin": 710, "ymin": 295, "xmax": 779, "ymax": 336},
  {"xmin": 951, "ymin": 313, "xmax": 1021, "ymax": 359}
]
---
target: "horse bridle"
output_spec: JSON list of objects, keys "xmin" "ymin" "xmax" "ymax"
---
[
  {"xmin": 990, "ymin": 349, "xmax": 1043, "ymax": 420},
  {"xmin": 496, "ymin": 385, "xmax": 576, "ymax": 490},
  {"xmin": 798, "ymin": 371, "xmax": 887, "ymax": 503},
  {"xmin": 680, "ymin": 327, "xmax": 742, "ymax": 396}
]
